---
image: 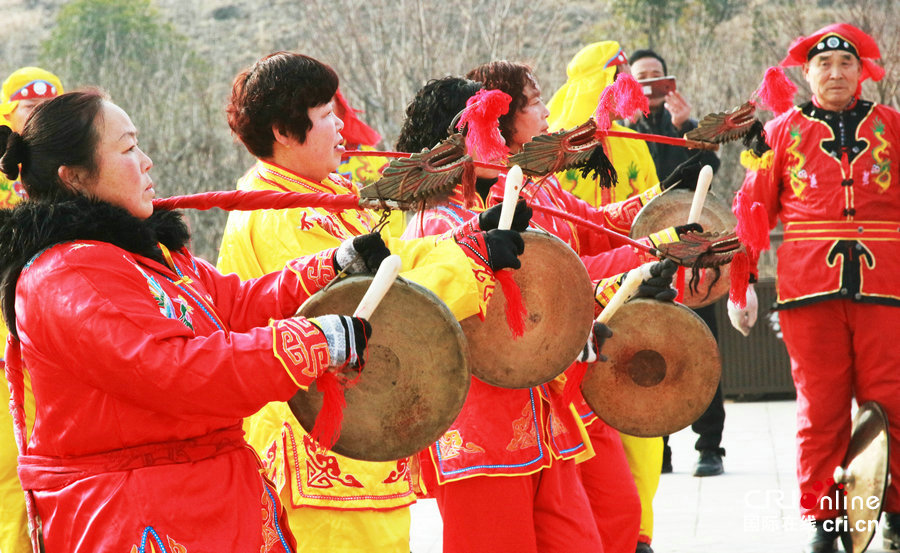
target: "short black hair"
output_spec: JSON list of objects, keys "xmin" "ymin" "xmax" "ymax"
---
[
  {"xmin": 629, "ymin": 49, "xmax": 668, "ymax": 75},
  {"xmin": 396, "ymin": 77, "xmax": 482, "ymax": 154},
  {"xmin": 227, "ymin": 52, "xmax": 339, "ymax": 158}
]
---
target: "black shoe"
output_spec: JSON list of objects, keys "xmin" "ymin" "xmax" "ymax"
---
[
  {"xmin": 661, "ymin": 443, "xmax": 673, "ymax": 474},
  {"xmin": 805, "ymin": 518, "xmax": 839, "ymax": 553},
  {"xmin": 693, "ymin": 448, "xmax": 724, "ymax": 477},
  {"xmin": 885, "ymin": 512, "xmax": 900, "ymax": 550},
  {"xmin": 636, "ymin": 541, "xmax": 653, "ymax": 553}
]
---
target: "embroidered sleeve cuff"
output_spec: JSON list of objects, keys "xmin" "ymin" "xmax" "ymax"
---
[
  {"xmin": 593, "ymin": 273, "xmax": 626, "ymax": 309},
  {"xmin": 271, "ymin": 318, "xmax": 330, "ymax": 389},
  {"xmin": 648, "ymin": 226, "xmax": 680, "ymax": 248},
  {"xmin": 463, "ymin": 256, "xmax": 496, "ymax": 320},
  {"xmin": 450, "ymin": 217, "xmax": 481, "ymax": 242},
  {"xmin": 598, "ymin": 187, "xmax": 660, "ymax": 234},
  {"xmin": 639, "ymin": 184, "xmax": 663, "ymax": 205},
  {"xmin": 286, "ymin": 248, "xmax": 339, "ymax": 298}
]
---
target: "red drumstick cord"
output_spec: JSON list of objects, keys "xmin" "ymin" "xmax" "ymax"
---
[
  {"xmin": 515, "ymin": 200, "xmax": 661, "ymax": 258},
  {"xmin": 602, "ymin": 130, "xmax": 718, "ymax": 151},
  {"xmin": 342, "ymin": 149, "xmax": 508, "ymax": 173}
]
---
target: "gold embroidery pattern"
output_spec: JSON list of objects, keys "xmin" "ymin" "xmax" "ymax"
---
[
  {"xmin": 260, "ymin": 487, "xmax": 280, "ymax": 553},
  {"xmin": 506, "ymin": 404, "xmax": 538, "ymax": 451},
  {"xmin": 272, "ymin": 318, "xmax": 328, "ymax": 379},
  {"xmin": 290, "ymin": 249, "xmax": 337, "ymax": 291},
  {"xmin": 550, "ymin": 409, "xmax": 569, "ymax": 438},
  {"xmin": 605, "ymin": 194, "xmax": 644, "ymax": 234},
  {"xmin": 872, "ymin": 118, "xmax": 891, "ymax": 193},
  {"xmin": 437, "ymin": 430, "xmax": 485, "ymax": 459},
  {"xmin": 787, "ymin": 125, "xmax": 808, "ymax": 199}
]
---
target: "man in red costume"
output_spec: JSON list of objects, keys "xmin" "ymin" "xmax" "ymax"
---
[{"xmin": 729, "ymin": 23, "xmax": 900, "ymax": 553}]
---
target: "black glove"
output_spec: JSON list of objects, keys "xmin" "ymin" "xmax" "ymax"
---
[
  {"xmin": 334, "ymin": 232, "xmax": 390, "ymax": 274},
  {"xmin": 659, "ymin": 152, "xmax": 704, "ymax": 191},
  {"xmin": 742, "ymin": 119, "xmax": 771, "ymax": 157},
  {"xmin": 577, "ymin": 322, "xmax": 613, "ymax": 363},
  {"xmin": 635, "ymin": 258, "xmax": 678, "ymax": 302},
  {"xmin": 478, "ymin": 199, "xmax": 533, "ymax": 232},
  {"xmin": 482, "ymin": 229, "xmax": 525, "ymax": 271},
  {"xmin": 309, "ymin": 315, "xmax": 373, "ymax": 369},
  {"xmin": 674, "ymin": 222, "xmax": 704, "ymax": 238}
]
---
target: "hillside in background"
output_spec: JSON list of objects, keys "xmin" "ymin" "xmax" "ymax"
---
[{"xmin": 1, "ymin": 0, "xmax": 896, "ymax": 261}]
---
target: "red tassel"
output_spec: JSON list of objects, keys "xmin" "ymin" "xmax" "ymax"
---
[
  {"xmin": 675, "ymin": 266, "xmax": 686, "ymax": 303},
  {"xmin": 612, "ymin": 74, "xmax": 650, "ymax": 122},
  {"xmin": 749, "ymin": 203, "xmax": 770, "ymax": 252},
  {"xmin": 754, "ymin": 66, "xmax": 797, "ymax": 115},
  {"xmin": 732, "ymin": 190, "xmax": 769, "ymax": 256},
  {"xmin": 458, "ymin": 89, "xmax": 511, "ymax": 163},
  {"xmin": 310, "ymin": 370, "xmax": 347, "ymax": 451},
  {"xmin": 562, "ymin": 362, "xmax": 589, "ymax": 406},
  {"xmin": 729, "ymin": 251, "xmax": 750, "ymax": 308},
  {"xmin": 592, "ymin": 87, "xmax": 615, "ymax": 133},
  {"xmin": 495, "ymin": 269, "xmax": 527, "ymax": 338}
]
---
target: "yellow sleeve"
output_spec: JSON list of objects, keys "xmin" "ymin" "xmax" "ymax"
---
[
  {"xmin": 217, "ymin": 207, "xmax": 346, "ymax": 279},
  {"xmin": 218, "ymin": 205, "xmax": 486, "ymax": 321},
  {"xmin": 385, "ymin": 234, "xmax": 485, "ymax": 321},
  {"xmin": 632, "ymin": 139, "xmax": 659, "ymax": 195}
]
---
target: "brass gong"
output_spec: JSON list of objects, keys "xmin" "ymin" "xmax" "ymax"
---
[
  {"xmin": 834, "ymin": 401, "xmax": 890, "ymax": 553},
  {"xmin": 459, "ymin": 230, "xmax": 594, "ymax": 389},
  {"xmin": 290, "ymin": 275, "xmax": 470, "ymax": 461},
  {"xmin": 630, "ymin": 188, "xmax": 737, "ymax": 308},
  {"xmin": 581, "ymin": 298, "xmax": 721, "ymax": 437}
]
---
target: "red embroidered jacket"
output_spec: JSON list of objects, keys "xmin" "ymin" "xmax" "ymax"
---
[
  {"xmin": 13, "ymin": 239, "xmax": 338, "ymax": 552},
  {"xmin": 405, "ymin": 177, "xmax": 658, "ymax": 483},
  {"xmin": 740, "ymin": 98, "xmax": 900, "ymax": 308}
]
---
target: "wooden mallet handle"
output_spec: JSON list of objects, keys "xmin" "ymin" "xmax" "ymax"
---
[
  {"xmin": 595, "ymin": 263, "xmax": 654, "ymax": 324},
  {"xmin": 353, "ymin": 255, "xmax": 403, "ymax": 319},
  {"xmin": 687, "ymin": 165, "xmax": 714, "ymax": 225},
  {"xmin": 497, "ymin": 165, "xmax": 524, "ymax": 231}
]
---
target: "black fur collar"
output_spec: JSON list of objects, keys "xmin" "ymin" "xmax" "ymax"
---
[{"xmin": 0, "ymin": 196, "xmax": 190, "ymax": 337}]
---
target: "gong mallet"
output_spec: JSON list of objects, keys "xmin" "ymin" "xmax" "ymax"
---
[
  {"xmin": 596, "ymin": 262, "xmax": 656, "ymax": 325},
  {"xmin": 580, "ymin": 262, "xmax": 654, "ymax": 364},
  {"xmin": 353, "ymin": 254, "xmax": 403, "ymax": 319},
  {"xmin": 497, "ymin": 164, "xmax": 525, "ymax": 231},
  {"xmin": 687, "ymin": 165, "xmax": 715, "ymax": 225}
]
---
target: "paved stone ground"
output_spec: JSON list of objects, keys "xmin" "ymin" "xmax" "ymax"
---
[{"xmin": 411, "ymin": 399, "xmax": 893, "ymax": 553}]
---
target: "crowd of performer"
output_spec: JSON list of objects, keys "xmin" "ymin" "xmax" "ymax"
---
[{"xmin": 0, "ymin": 20, "xmax": 897, "ymax": 553}]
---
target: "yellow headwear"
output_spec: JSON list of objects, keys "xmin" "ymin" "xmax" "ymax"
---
[
  {"xmin": 1, "ymin": 66, "xmax": 64, "ymax": 118},
  {"xmin": 547, "ymin": 41, "xmax": 626, "ymax": 132}
]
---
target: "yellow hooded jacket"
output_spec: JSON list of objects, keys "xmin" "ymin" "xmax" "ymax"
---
[{"xmin": 547, "ymin": 41, "xmax": 658, "ymax": 206}]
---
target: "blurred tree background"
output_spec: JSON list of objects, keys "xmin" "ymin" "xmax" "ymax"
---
[{"xmin": 1, "ymin": 0, "xmax": 897, "ymax": 260}]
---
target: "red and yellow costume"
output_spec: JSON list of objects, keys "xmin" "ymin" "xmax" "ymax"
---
[
  {"xmin": 547, "ymin": 42, "xmax": 667, "ymax": 545},
  {"xmin": 0, "ymin": 175, "xmax": 28, "ymax": 553},
  {"xmin": 3, "ymin": 199, "xmax": 345, "ymax": 552},
  {"xmin": 547, "ymin": 41, "xmax": 659, "ymax": 206},
  {"xmin": 216, "ymin": 160, "xmax": 491, "ymax": 553},
  {"xmin": 405, "ymin": 174, "xmax": 660, "ymax": 553},
  {"xmin": 737, "ymin": 23, "xmax": 900, "ymax": 520},
  {"xmin": 1, "ymin": 66, "xmax": 62, "ymax": 553}
]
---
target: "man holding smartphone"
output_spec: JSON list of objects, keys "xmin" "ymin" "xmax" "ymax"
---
[
  {"xmin": 626, "ymin": 49, "xmax": 726, "ymax": 481},
  {"xmin": 627, "ymin": 49, "xmax": 720, "ymax": 179}
]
